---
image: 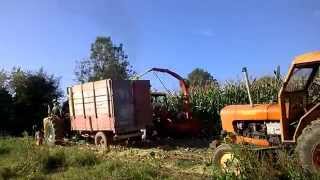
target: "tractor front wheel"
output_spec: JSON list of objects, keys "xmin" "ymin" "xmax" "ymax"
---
[
  {"xmin": 212, "ymin": 144, "xmax": 240, "ymax": 174},
  {"xmin": 296, "ymin": 119, "xmax": 320, "ymax": 173}
]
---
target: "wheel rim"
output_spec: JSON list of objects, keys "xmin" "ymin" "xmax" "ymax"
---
[
  {"xmin": 220, "ymin": 152, "xmax": 240, "ymax": 175},
  {"xmin": 312, "ymin": 144, "xmax": 320, "ymax": 169},
  {"xmin": 220, "ymin": 153, "xmax": 233, "ymax": 168},
  {"xmin": 97, "ymin": 136, "xmax": 105, "ymax": 146}
]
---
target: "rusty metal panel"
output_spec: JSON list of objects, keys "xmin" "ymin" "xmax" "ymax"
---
[
  {"xmin": 111, "ymin": 80, "xmax": 135, "ymax": 133},
  {"xmin": 133, "ymin": 80, "xmax": 152, "ymax": 129}
]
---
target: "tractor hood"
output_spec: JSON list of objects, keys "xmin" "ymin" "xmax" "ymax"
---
[{"xmin": 220, "ymin": 104, "xmax": 281, "ymax": 133}]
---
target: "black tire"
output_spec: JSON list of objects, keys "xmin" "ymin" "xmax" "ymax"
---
[
  {"xmin": 95, "ymin": 132, "xmax": 111, "ymax": 147},
  {"xmin": 212, "ymin": 144, "xmax": 233, "ymax": 168},
  {"xmin": 43, "ymin": 116, "xmax": 64, "ymax": 146},
  {"xmin": 296, "ymin": 119, "xmax": 320, "ymax": 173}
]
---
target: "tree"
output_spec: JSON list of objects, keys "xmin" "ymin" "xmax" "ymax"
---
[
  {"xmin": 9, "ymin": 68, "xmax": 62, "ymax": 134},
  {"xmin": 0, "ymin": 87, "xmax": 14, "ymax": 134},
  {"xmin": 75, "ymin": 36, "xmax": 135, "ymax": 83},
  {"xmin": 0, "ymin": 70, "xmax": 13, "ymax": 134},
  {"xmin": 187, "ymin": 68, "xmax": 218, "ymax": 87},
  {"xmin": 0, "ymin": 69, "xmax": 8, "ymax": 88}
]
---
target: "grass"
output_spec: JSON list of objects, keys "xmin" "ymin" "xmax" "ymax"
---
[
  {"xmin": 0, "ymin": 137, "xmax": 211, "ymax": 180},
  {"xmin": 0, "ymin": 137, "xmax": 319, "ymax": 180}
]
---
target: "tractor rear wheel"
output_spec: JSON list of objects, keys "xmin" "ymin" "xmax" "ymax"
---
[
  {"xmin": 296, "ymin": 119, "xmax": 320, "ymax": 173},
  {"xmin": 43, "ymin": 116, "xmax": 64, "ymax": 146}
]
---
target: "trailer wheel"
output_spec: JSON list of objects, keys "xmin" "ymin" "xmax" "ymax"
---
[
  {"xmin": 296, "ymin": 119, "xmax": 320, "ymax": 173},
  {"xmin": 95, "ymin": 132, "xmax": 110, "ymax": 147},
  {"xmin": 212, "ymin": 144, "xmax": 240, "ymax": 174}
]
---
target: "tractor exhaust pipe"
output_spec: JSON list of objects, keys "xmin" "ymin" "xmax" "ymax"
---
[{"xmin": 242, "ymin": 67, "xmax": 253, "ymax": 107}]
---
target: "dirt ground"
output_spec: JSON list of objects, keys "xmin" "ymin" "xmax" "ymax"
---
[{"xmin": 75, "ymin": 137, "xmax": 215, "ymax": 178}]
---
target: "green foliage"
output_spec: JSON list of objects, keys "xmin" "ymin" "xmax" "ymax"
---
[
  {"xmin": 0, "ymin": 88, "xmax": 14, "ymax": 134},
  {"xmin": 0, "ymin": 68, "xmax": 62, "ymax": 135},
  {"xmin": 187, "ymin": 68, "xmax": 218, "ymax": 87},
  {"xmin": 75, "ymin": 36, "xmax": 135, "ymax": 83},
  {"xmin": 8, "ymin": 68, "xmax": 62, "ymax": 134}
]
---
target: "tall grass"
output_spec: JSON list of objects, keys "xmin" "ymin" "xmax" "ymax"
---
[
  {"xmin": 0, "ymin": 137, "xmax": 167, "ymax": 179},
  {"xmin": 0, "ymin": 137, "xmax": 318, "ymax": 179}
]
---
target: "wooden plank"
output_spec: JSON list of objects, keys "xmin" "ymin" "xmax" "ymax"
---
[
  {"xmin": 81, "ymin": 84, "xmax": 86, "ymax": 118},
  {"xmin": 107, "ymin": 80, "xmax": 113, "ymax": 130},
  {"xmin": 84, "ymin": 102, "xmax": 95, "ymax": 116},
  {"xmin": 67, "ymin": 87, "xmax": 75, "ymax": 117},
  {"xmin": 93, "ymin": 82, "xmax": 98, "ymax": 118},
  {"xmin": 106, "ymin": 80, "xmax": 111, "ymax": 118},
  {"xmin": 95, "ymin": 96, "xmax": 108, "ymax": 102},
  {"xmin": 83, "ymin": 97, "xmax": 95, "ymax": 103},
  {"xmin": 94, "ymin": 80, "xmax": 107, "ymax": 88},
  {"xmin": 74, "ymin": 104, "xmax": 84, "ymax": 116}
]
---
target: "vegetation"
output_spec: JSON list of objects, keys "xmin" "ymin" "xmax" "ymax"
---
[
  {"xmin": 75, "ymin": 36, "xmax": 135, "ymax": 83},
  {"xmin": 0, "ymin": 137, "xmax": 318, "ymax": 180},
  {"xmin": 0, "ymin": 137, "xmax": 209, "ymax": 179},
  {"xmin": 0, "ymin": 68, "xmax": 62, "ymax": 135}
]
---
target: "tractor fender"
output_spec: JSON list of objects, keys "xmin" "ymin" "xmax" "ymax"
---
[{"xmin": 293, "ymin": 103, "xmax": 320, "ymax": 141}]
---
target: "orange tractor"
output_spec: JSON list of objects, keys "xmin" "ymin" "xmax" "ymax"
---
[{"xmin": 213, "ymin": 51, "xmax": 320, "ymax": 172}]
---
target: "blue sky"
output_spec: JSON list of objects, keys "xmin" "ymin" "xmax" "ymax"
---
[{"xmin": 0, "ymin": 0, "xmax": 320, "ymax": 93}]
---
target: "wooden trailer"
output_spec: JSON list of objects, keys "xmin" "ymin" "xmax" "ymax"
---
[{"xmin": 67, "ymin": 79, "xmax": 152, "ymax": 146}]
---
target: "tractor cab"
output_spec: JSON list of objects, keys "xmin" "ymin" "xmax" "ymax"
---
[{"xmin": 280, "ymin": 52, "xmax": 320, "ymax": 142}]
